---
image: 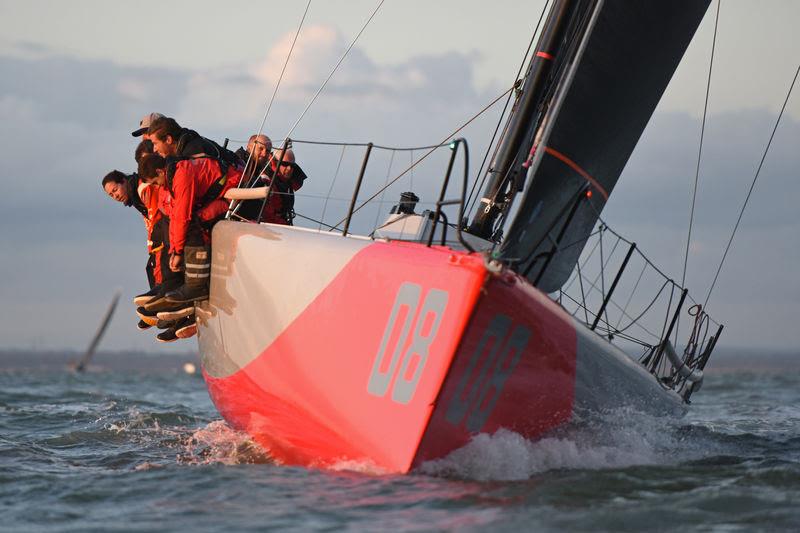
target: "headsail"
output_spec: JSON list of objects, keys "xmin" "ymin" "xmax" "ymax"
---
[{"xmin": 482, "ymin": 0, "xmax": 711, "ymax": 292}]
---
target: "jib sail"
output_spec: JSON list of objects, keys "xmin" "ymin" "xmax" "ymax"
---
[{"xmin": 474, "ymin": 0, "xmax": 710, "ymax": 292}]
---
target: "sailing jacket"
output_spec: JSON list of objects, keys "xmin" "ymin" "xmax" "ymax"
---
[
  {"xmin": 122, "ymin": 172, "xmax": 147, "ymax": 218},
  {"xmin": 123, "ymin": 172, "xmax": 166, "ymax": 285},
  {"xmin": 176, "ymin": 129, "xmax": 242, "ymax": 168},
  {"xmin": 137, "ymin": 182, "xmax": 163, "ymax": 249},
  {"xmin": 259, "ymin": 161, "xmax": 307, "ymax": 225},
  {"xmin": 166, "ymin": 158, "xmax": 242, "ymax": 254}
]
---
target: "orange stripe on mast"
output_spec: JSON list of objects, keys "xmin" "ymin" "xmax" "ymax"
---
[{"xmin": 543, "ymin": 146, "xmax": 609, "ymax": 200}]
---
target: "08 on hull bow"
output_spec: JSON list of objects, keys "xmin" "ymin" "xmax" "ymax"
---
[{"xmin": 198, "ymin": 221, "xmax": 684, "ymax": 473}]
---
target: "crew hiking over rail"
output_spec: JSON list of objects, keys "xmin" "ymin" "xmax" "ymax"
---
[{"xmin": 101, "ymin": 112, "xmax": 307, "ymax": 342}]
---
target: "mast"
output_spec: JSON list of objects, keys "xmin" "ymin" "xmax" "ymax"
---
[
  {"xmin": 468, "ymin": 0, "xmax": 584, "ymax": 239},
  {"xmin": 475, "ymin": 0, "xmax": 711, "ymax": 293}
]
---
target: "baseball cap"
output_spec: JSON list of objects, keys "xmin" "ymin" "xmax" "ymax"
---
[{"xmin": 131, "ymin": 112, "xmax": 165, "ymax": 137}]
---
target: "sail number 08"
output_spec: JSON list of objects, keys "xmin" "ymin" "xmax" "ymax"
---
[
  {"xmin": 367, "ymin": 282, "xmax": 532, "ymax": 431},
  {"xmin": 367, "ymin": 282, "xmax": 449, "ymax": 404}
]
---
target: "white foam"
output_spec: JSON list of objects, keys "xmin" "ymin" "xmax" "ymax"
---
[
  {"xmin": 328, "ymin": 458, "xmax": 389, "ymax": 475},
  {"xmin": 178, "ymin": 420, "xmax": 272, "ymax": 465},
  {"xmin": 420, "ymin": 408, "xmax": 694, "ymax": 481}
]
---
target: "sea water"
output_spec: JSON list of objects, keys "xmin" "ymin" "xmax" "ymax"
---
[{"xmin": 1, "ymin": 350, "xmax": 798, "ymax": 532}]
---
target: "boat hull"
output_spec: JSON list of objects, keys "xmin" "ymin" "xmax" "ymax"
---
[{"xmin": 198, "ymin": 221, "xmax": 682, "ymax": 473}]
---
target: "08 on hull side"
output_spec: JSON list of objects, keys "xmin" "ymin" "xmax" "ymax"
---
[{"xmin": 198, "ymin": 221, "xmax": 681, "ymax": 473}]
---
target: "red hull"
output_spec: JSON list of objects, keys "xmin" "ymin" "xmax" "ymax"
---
[{"xmin": 199, "ymin": 222, "xmax": 578, "ymax": 473}]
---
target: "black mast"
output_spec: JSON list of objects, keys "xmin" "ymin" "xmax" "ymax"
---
[
  {"xmin": 497, "ymin": 0, "xmax": 712, "ymax": 292},
  {"xmin": 468, "ymin": 0, "xmax": 581, "ymax": 239}
]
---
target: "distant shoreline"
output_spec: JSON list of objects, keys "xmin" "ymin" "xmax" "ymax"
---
[
  {"xmin": 1, "ymin": 348, "xmax": 796, "ymax": 373},
  {"xmin": 0, "ymin": 348, "xmax": 198, "ymax": 372}
]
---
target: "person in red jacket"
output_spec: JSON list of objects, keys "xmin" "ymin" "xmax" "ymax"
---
[
  {"xmin": 137, "ymin": 153, "xmax": 242, "ymax": 305},
  {"xmin": 259, "ymin": 148, "xmax": 307, "ymax": 225},
  {"xmin": 131, "ymin": 112, "xmax": 164, "ymax": 140}
]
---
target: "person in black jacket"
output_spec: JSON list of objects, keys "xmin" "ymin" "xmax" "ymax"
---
[
  {"xmin": 235, "ymin": 134, "xmax": 273, "ymax": 184},
  {"xmin": 233, "ymin": 134, "xmax": 274, "ymax": 221},
  {"xmin": 102, "ymin": 170, "xmax": 146, "ymax": 217},
  {"xmin": 147, "ymin": 116, "xmax": 240, "ymax": 169},
  {"xmin": 244, "ymin": 148, "xmax": 307, "ymax": 225},
  {"xmin": 101, "ymin": 171, "xmax": 158, "ymax": 329}
]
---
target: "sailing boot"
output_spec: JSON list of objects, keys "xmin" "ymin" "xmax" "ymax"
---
[
  {"xmin": 156, "ymin": 318, "xmax": 176, "ymax": 329},
  {"xmin": 141, "ymin": 295, "xmax": 194, "ymax": 315},
  {"xmin": 156, "ymin": 324, "xmax": 179, "ymax": 343},
  {"xmin": 175, "ymin": 315, "xmax": 197, "ymax": 339},
  {"xmin": 133, "ymin": 285, "xmax": 161, "ymax": 306},
  {"xmin": 138, "ymin": 274, "xmax": 182, "ymax": 309},
  {"xmin": 165, "ymin": 246, "xmax": 211, "ymax": 304},
  {"xmin": 136, "ymin": 306, "xmax": 160, "ymax": 327},
  {"xmin": 157, "ymin": 306, "xmax": 195, "ymax": 322},
  {"xmin": 137, "ymin": 319, "xmax": 153, "ymax": 330}
]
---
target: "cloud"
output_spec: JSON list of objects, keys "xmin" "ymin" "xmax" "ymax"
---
[
  {"xmin": 178, "ymin": 24, "xmax": 491, "ymax": 139},
  {"xmin": 0, "ymin": 30, "xmax": 797, "ymax": 351},
  {"xmin": 0, "ymin": 32, "xmax": 496, "ymax": 351},
  {"xmin": 609, "ymin": 110, "xmax": 800, "ymax": 232}
]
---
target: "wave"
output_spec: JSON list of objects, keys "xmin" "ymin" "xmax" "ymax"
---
[
  {"xmin": 418, "ymin": 404, "xmax": 799, "ymax": 481},
  {"xmin": 176, "ymin": 420, "xmax": 273, "ymax": 466}
]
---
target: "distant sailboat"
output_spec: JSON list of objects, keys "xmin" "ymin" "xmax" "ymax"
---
[{"xmin": 75, "ymin": 290, "xmax": 121, "ymax": 372}]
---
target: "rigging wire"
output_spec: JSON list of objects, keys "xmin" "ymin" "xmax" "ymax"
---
[
  {"xmin": 703, "ymin": 62, "xmax": 800, "ymax": 309},
  {"xmin": 291, "ymin": 139, "xmax": 448, "ymax": 151},
  {"xmin": 241, "ymin": 0, "xmax": 311, "ymax": 182},
  {"xmin": 319, "ymin": 144, "xmax": 347, "ymax": 229},
  {"xmin": 465, "ymin": 0, "xmax": 551, "ymax": 215},
  {"xmin": 260, "ymin": 0, "xmax": 311, "ymax": 137},
  {"xmin": 295, "ymin": 212, "xmax": 338, "ymax": 231},
  {"xmin": 330, "ymin": 85, "xmax": 515, "ymax": 230},
  {"xmin": 409, "ymin": 149, "xmax": 414, "ymax": 191},
  {"xmin": 615, "ymin": 260, "xmax": 648, "ymax": 329},
  {"xmin": 682, "ymin": 0, "xmax": 720, "ymax": 290},
  {"xmin": 373, "ymin": 150, "xmax": 396, "ymax": 229},
  {"xmin": 281, "ymin": 0, "xmax": 385, "ymax": 143}
]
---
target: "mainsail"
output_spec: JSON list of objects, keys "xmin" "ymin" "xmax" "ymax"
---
[{"xmin": 474, "ymin": 0, "xmax": 711, "ymax": 292}]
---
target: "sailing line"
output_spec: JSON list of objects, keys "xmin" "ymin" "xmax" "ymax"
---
[
  {"xmin": 543, "ymin": 146, "xmax": 608, "ymax": 200},
  {"xmin": 240, "ymin": 0, "xmax": 312, "ymax": 187},
  {"xmin": 704, "ymin": 61, "xmax": 800, "ymax": 309},
  {"xmin": 330, "ymin": 85, "xmax": 515, "ymax": 230},
  {"xmin": 257, "ymin": 0, "xmax": 311, "ymax": 140},
  {"xmin": 682, "ymin": 0, "xmax": 721, "ymax": 289},
  {"xmin": 281, "ymin": 0, "xmax": 386, "ymax": 143},
  {"xmin": 465, "ymin": 0, "xmax": 551, "ymax": 215}
]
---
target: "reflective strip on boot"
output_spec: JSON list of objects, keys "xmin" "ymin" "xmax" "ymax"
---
[{"xmin": 185, "ymin": 247, "xmax": 211, "ymax": 282}]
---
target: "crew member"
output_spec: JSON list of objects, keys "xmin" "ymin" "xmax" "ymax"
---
[
  {"xmin": 234, "ymin": 134, "xmax": 274, "ymax": 221},
  {"xmin": 137, "ymin": 153, "xmax": 242, "ymax": 304},
  {"xmin": 101, "ymin": 170, "xmax": 180, "ymax": 326},
  {"xmin": 135, "ymin": 139, "xmax": 154, "ymax": 164},
  {"xmin": 146, "ymin": 116, "xmax": 240, "ymax": 169},
  {"xmin": 236, "ymin": 134, "xmax": 273, "ymax": 184},
  {"xmin": 131, "ymin": 112, "xmax": 165, "ymax": 140},
  {"xmin": 259, "ymin": 148, "xmax": 307, "ymax": 225}
]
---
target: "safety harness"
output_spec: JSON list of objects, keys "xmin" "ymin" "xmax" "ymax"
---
[{"xmin": 165, "ymin": 155, "xmax": 230, "ymax": 214}]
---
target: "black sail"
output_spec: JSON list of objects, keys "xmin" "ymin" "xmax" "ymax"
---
[{"xmin": 498, "ymin": 0, "xmax": 711, "ymax": 292}]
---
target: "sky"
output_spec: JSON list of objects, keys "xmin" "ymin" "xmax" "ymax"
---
[{"xmin": 0, "ymin": 0, "xmax": 798, "ymax": 354}]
